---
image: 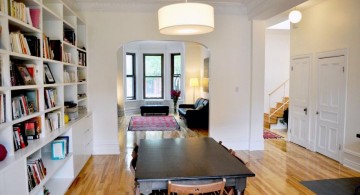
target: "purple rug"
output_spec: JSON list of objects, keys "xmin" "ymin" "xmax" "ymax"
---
[{"xmin": 128, "ymin": 116, "xmax": 180, "ymax": 131}]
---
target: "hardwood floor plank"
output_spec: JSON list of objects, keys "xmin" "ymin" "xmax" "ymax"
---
[{"xmin": 66, "ymin": 116, "xmax": 360, "ymax": 194}]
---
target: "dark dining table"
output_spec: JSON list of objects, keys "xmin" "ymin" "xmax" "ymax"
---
[{"xmin": 135, "ymin": 137, "xmax": 255, "ymax": 195}]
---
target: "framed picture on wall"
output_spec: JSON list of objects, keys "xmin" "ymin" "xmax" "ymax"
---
[{"xmin": 44, "ymin": 63, "xmax": 55, "ymax": 84}]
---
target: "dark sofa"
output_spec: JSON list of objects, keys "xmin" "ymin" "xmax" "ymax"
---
[{"xmin": 178, "ymin": 98, "xmax": 209, "ymax": 128}]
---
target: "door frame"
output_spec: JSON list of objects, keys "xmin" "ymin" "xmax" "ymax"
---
[
  {"xmin": 288, "ymin": 54, "xmax": 312, "ymax": 148},
  {"xmin": 315, "ymin": 48, "xmax": 348, "ymax": 163}
]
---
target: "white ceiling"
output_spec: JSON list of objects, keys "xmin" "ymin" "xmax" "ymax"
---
[{"xmin": 63, "ymin": 0, "xmax": 319, "ymax": 20}]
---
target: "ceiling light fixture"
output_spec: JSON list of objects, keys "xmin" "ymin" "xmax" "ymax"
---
[
  {"xmin": 158, "ymin": 1, "xmax": 214, "ymax": 35},
  {"xmin": 288, "ymin": 9, "xmax": 302, "ymax": 24}
]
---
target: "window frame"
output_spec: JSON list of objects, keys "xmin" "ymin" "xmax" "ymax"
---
[
  {"xmin": 126, "ymin": 53, "xmax": 136, "ymax": 100},
  {"xmin": 143, "ymin": 54, "xmax": 164, "ymax": 99},
  {"xmin": 171, "ymin": 53, "xmax": 181, "ymax": 91}
]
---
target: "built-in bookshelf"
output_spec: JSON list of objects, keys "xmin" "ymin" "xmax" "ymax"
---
[{"xmin": 0, "ymin": 0, "xmax": 91, "ymax": 194}]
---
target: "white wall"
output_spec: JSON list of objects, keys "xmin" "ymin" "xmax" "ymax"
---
[
  {"xmin": 85, "ymin": 8, "xmax": 264, "ymax": 153},
  {"xmin": 264, "ymin": 29, "xmax": 290, "ymax": 112},
  {"xmin": 184, "ymin": 43, "xmax": 203, "ymax": 104},
  {"xmin": 291, "ymin": 0, "xmax": 360, "ymax": 171}
]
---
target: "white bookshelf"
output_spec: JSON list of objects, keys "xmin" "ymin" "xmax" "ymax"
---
[{"xmin": 0, "ymin": 0, "xmax": 91, "ymax": 194}]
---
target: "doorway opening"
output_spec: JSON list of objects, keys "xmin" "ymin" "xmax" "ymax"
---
[
  {"xmin": 263, "ymin": 20, "xmax": 290, "ymax": 139},
  {"xmin": 116, "ymin": 40, "xmax": 211, "ymax": 148}
]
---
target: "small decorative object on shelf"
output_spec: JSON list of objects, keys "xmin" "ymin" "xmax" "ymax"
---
[
  {"xmin": 171, "ymin": 89, "xmax": 181, "ymax": 114},
  {"xmin": 0, "ymin": 144, "xmax": 7, "ymax": 161}
]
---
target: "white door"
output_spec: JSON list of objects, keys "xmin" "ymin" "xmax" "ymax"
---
[
  {"xmin": 289, "ymin": 56, "xmax": 310, "ymax": 148},
  {"xmin": 316, "ymin": 55, "xmax": 346, "ymax": 161}
]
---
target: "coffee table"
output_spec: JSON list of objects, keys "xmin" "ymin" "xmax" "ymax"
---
[{"xmin": 140, "ymin": 105, "xmax": 169, "ymax": 116}]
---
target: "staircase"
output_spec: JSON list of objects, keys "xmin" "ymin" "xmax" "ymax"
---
[{"xmin": 264, "ymin": 97, "xmax": 289, "ymax": 130}]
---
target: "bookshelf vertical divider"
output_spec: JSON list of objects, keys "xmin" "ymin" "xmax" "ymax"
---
[{"xmin": 0, "ymin": 0, "xmax": 91, "ymax": 194}]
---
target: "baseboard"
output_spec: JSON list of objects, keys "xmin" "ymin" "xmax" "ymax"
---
[
  {"xmin": 249, "ymin": 140, "xmax": 264, "ymax": 151},
  {"xmin": 343, "ymin": 152, "xmax": 360, "ymax": 172},
  {"xmin": 92, "ymin": 143, "xmax": 120, "ymax": 155}
]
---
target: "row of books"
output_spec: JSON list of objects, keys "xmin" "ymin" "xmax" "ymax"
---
[
  {"xmin": 10, "ymin": 32, "xmax": 40, "ymax": 56},
  {"xmin": 13, "ymin": 124, "xmax": 28, "ymax": 150},
  {"xmin": 44, "ymin": 88, "xmax": 57, "ymax": 109},
  {"xmin": 0, "ymin": 93, "xmax": 6, "ymax": 124},
  {"xmin": 78, "ymin": 50, "xmax": 86, "ymax": 66},
  {"xmin": 63, "ymin": 52, "xmax": 72, "ymax": 63},
  {"xmin": 45, "ymin": 111, "xmax": 62, "ymax": 132},
  {"xmin": 27, "ymin": 157, "xmax": 47, "ymax": 192},
  {"xmin": 51, "ymin": 136, "xmax": 69, "ymax": 160},
  {"xmin": 13, "ymin": 117, "xmax": 41, "ymax": 150},
  {"xmin": 43, "ymin": 34, "xmax": 62, "ymax": 61},
  {"xmin": 11, "ymin": 90, "xmax": 39, "ymax": 120},
  {"xmin": 64, "ymin": 70, "xmax": 76, "ymax": 83},
  {"xmin": 10, "ymin": 61, "xmax": 37, "ymax": 86},
  {"xmin": 8, "ymin": 1, "xmax": 40, "ymax": 29}
]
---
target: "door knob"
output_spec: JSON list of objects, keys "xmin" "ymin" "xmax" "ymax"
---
[{"xmin": 304, "ymin": 108, "xmax": 308, "ymax": 115}]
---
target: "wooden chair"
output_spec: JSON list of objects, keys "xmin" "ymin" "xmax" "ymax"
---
[
  {"xmin": 218, "ymin": 141, "xmax": 246, "ymax": 165},
  {"xmin": 168, "ymin": 178, "xmax": 226, "ymax": 195}
]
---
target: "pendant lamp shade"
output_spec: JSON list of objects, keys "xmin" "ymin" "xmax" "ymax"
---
[
  {"xmin": 289, "ymin": 10, "xmax": 302, "ymax": 23},
  {"xmin": 158, "ymin": 3, "xmax": 214, "ymax": 35}
]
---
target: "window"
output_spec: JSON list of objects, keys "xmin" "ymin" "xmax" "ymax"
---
[
  {"xmin": 126, "ymin": 53, "xmax": 136, "ymax": 100},
  {"xmin": 143, "ymin": 54, "xmax": 164, "ymax": 99},
  {"xmin": 171, "ymin": 53, "xmax": 181, "ymax": 90}
]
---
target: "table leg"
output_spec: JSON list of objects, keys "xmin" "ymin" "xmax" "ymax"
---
[{"xmin": 138, "ymin": 182, "xmax": 153, "ymax": 195}]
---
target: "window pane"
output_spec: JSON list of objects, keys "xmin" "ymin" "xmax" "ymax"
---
[
  {"xmin": 126, "ymin": 55, "xmax": 133, "ymax": 75},
  {"xmin": 145, "ymin": 56, "xmax": 162, "ymax": 76},
  {"xmin": 173, "ymin": 77, "xmax": 180, "ymax": 90},
  {"xmin": 145, "ymin": 77, "xmax": 162, "ymax": 98},
  {"xmin": 126, "ymin": 77, "xmax": 134, "ymax": 98},
  {"xmin": 174, "ymin": 55, "xmax": 181, "ymax": 75}
]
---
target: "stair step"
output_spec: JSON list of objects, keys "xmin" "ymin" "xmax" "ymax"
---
[
  {"xmin": 264, "ymin": 121, "xmax": 270, "ymax": 129},
  {"xmin": 270, "ymin": 108, "xmax": 285, "ymax": 116},
  {"xmin": 264, "ymin": 116, "xmax": 277, "ymax": 123}
]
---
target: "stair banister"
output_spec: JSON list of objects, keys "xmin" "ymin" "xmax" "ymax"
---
[{"xmin": 268, "ymin": 79, "xmax": 289, "ymax": 124}]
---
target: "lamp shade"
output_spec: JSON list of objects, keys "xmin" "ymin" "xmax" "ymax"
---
[
  {"xmin": 289, "ymin": 10, "xmax": 302, "ymax": 23},
  {"xmin": 158, "ymin": 3, "xmax": 214, "ymax": 35},
  {"xmin": 190, "ymin": 78, "xmax": 199, "ymax": 87}
]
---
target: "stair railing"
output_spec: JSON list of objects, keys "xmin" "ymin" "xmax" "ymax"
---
[{"xmin": 268, "ymin": 79, "xmax": 289, "ymax": 123}]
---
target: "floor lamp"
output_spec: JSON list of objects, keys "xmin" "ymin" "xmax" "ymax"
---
[{"xmin": 190, "ymin": 78, "xmax": 199, "ymax": 102}]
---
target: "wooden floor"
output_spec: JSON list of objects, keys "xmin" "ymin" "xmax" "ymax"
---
[{"xmin": 66, "ymin": 115, "xmax": 360, "ymax": 195}]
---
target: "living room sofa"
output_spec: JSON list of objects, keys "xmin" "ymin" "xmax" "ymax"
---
[{"xmin": 178, "ymin": 98, "xmax": 209, "ymax": 128}]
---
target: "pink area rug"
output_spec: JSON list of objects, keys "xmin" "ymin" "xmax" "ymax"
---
[
  {"xmin": 263, "ymin": 129, "xmax": 284, "ymax": 139},
  {"xmin": 128, "ymin": 116, "xmax": 180, "ymax": 131}
]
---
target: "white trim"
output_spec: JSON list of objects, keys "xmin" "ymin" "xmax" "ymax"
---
[{"xmin": 343, "ymin": 158, "xmax": 360, "ymax": 173}]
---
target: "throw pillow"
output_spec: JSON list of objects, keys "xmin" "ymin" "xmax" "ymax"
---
[{"xmin": 196, "ymin": 104, "xmax": 204, "ymax": 110}]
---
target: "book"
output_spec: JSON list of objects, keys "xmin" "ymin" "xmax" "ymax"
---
[
  {"xmin": 51, "ymin": 140, "xmax": 65, "ymax": 160},
  {"xmin": 16, "ymin": 64, "xmax": 36, "ymax": 85},
  {"xmin": 56, "ymin": 136, "xmax": 69, "ymax": 156},
  {"xmin": 29, "ymin": 8, "xmax": 40, "ymax": 29},
  {"xmin": 24, "ymin": 35, "xmax": 40, "ymax": 57},
  {"xmin": 24, "ymin": 117, "xmax": 41, "ymax": 140},
  {"xmin": 50, "ymin": 40, "xmax": 62, "ymax": 61}
]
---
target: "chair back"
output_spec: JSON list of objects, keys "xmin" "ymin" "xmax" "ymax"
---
[{"xmin": 168, "ymin": 178, "xmax": 225, "ymax": 195}]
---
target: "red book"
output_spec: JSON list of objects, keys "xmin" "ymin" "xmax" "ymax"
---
[{"xmin": 29, "ymin": 9, "xmax": 40, "ymax": 29}]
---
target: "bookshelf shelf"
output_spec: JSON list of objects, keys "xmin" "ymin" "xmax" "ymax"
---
[
  {"xmin": 42, "ymin": 5, "xmax": 62, "ymax": 21},
  {"xmin": 0, "ymin": 1, "xmax": 91, "ymax": 194},
  {"xmin": 8, "ymin": 17, "xmax": 41, "ymax": 33}
]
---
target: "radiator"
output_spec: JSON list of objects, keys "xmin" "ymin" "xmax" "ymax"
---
[{"xmin": 145, "ymin": 100, "xmax": 164, "ymax": 105}]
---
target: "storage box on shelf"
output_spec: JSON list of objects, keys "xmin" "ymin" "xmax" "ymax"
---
[{"xmin": 0, "ymin": 0, "xmax": 91, "ymax": 194}]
